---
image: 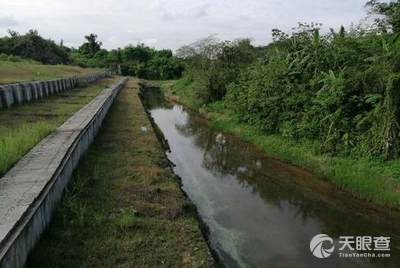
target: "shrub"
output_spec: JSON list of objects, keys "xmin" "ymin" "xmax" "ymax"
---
[{"xmin": 0, "ymin": 30, "xmax": 69, "ymax": 64}]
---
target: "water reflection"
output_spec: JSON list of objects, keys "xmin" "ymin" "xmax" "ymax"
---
[{"xmin": 143, "ymin": 89, "xmax": 400, "ymax": 268}]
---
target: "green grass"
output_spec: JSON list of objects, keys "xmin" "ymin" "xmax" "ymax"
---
[
  {"xmin": 0, "ymin": 59, "xmax": 100, "ymax": 84},
  {"xmin": 0, "ymin": 123, "xmax": 53, "ymax": 174},
  {"xmin": 27, "ymin": 80, "xmax": 215, "ymax": 267},
  {"xmin": 0, "ymin": 77, "xmax": 119, "ymax": 177},
  {"xmin": 160, "ymin": 79, "xmax": 400, "ymax": 208},
  {"xmin": 158, "ymin": 77, "xmax": 203, "ymax": 109}
]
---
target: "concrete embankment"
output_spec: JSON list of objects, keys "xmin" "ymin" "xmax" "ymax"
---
[
  {"xmin": 0, "ymin": 72, "xmax": 107, "ymax": 109},
  {"xmin": 0, "ymin": 78, "xmax": 128, "ymax": 268}
]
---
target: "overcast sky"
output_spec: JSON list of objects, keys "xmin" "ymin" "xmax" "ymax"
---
[{"xmin": 0, "ymin": 0, "xmax": 373, "ymax": 51}]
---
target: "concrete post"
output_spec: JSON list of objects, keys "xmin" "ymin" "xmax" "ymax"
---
[
  {"xmin": 0, "ymin": 85, "xmax": 15, "ymax": 108},
  {"xmin": 0, "ymin": 72, "xmax": 107, "ymax": 108},
  {"xmin": 21, "ymin": 84, "xmax": 33, "ymax": 102},
  {"xmin": 13, "ymin": 84, "xmax": 24, "ymax": 104}
]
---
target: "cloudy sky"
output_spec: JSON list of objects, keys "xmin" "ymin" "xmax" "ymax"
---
[{"xmin": 0, "ymin": 0, "xmax": 373, "ymax": 50}]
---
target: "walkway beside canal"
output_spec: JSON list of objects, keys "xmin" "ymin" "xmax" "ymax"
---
[{"xmin": 27, "ymin": 79, "xmax": 215, "ymax": 267}]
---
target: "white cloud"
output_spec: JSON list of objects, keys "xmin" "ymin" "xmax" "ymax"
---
[
  {"xmin": 151, "ymin": 0, "xmax": 210, "ymax": 21},
  {"xmin": 0, "ymin": 0, "xmax": 370, "ymax": 50},
  {"xmin": 142, "ymin": 38, "xmax": 158, "ymax": 46},
  {"xmin": 0, "ymin": 16, "xmax": 19, "ymax": 27}
]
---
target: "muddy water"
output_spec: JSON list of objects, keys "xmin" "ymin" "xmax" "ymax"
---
[{"xmin": 142, "ymin": 89, "xmax": 400, "ymax": 268}]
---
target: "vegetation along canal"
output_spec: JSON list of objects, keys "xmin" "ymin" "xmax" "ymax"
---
[{"xmin": 141, "ymin": 87, "xmax": 400, "ymax": 268}]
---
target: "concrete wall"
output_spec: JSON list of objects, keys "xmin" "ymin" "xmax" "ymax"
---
[
  {"xmin": 0, "ymin": 72, "xmax": 107, "ymax": 109},
  {"xmin": 0, "ymin": 78, "xmax": 128, "ymax": 268}
]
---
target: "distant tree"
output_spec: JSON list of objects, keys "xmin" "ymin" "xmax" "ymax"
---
[
  {"xmin": 176, "ymin": 37, "xmax": 257, "ymax": 103},
  {"xmin": 79, "ymin": 33, "xmax": 102, "ymax": 57},
  {"xmin": 0, "ymin": 29, "xmax": 69, "ymax": 64},
  {"xmin": 7, "ymin": 29, "xmax": 18, "ymax": 37},
  {"xmin": 176, "ymin": 45, "xmax": 197, "ymax": 59},
  {"xmin": 122, "ymin": 44, "xmax": 152, "ymax": 63},
  {"xmin": 106, "ymin": 49, "xmax": 123, "ymax": 74},
  {"xmin": 157, "ymin": 49, "xmax": 173, "ymax": 58},
  {"xmin": 367, "ymin": 0, "xmax": 400, "ymax": 32},
  {"xmin": 272, "ymin": 28, "xmax": 289, "ymax": 41}
]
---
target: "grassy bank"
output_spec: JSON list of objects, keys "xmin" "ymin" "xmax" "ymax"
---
[
  {"xmin": 0, "ymin": 77, "xmax": 118, "ymax": 176},
  {"xmin": 27, "ymin": 79, "xmax": 215, "ymax": 267},
  {"xmin": 159, "ymin": 79, "xmax": 400, "ymax": 209},
  {"xmin": 0, "ymin": 59, "xmax": 99, "ymax": 84},
  {"xmin": 0, "ymin": 123, "xmax": 53, "ymax": 175}
]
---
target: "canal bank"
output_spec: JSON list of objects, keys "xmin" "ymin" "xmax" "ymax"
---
[
  {"xmin": 158, "ymin": 80, "xmax": 400, "ymax": 209},
  {"xmin": 27, "ymin": 79, "xmax": 215, "ymax": 267},
  {"xmin": 0, "ymin": 78, "xmax": 127, "ymax": 268},
  {"xmin": 141, "ymin": 85, "xmax": 400, "ymax": 267}
]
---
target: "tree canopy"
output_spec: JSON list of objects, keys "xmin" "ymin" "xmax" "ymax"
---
[
  {"xmin": 175, "ymin": 1, "xmax": 400, "ymax": 160},
  {"xmin": 0, "ymin": 30, "xmax": 183, "ymax": 80},
  {"xmin": 0, "ymin": 30, "xmax": 69, "ymax": 64}
]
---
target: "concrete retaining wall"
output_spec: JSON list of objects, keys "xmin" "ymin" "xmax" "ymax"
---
[
  {"xmin": 0, "ymin": 72, "xmax": 107, "ymax": 109},
  {"xmin": 0, "ymin": 78, "xmax": 128, "ymax": 268}
]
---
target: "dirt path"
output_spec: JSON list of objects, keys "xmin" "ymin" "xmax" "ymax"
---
[{"xmin": 27, "ymin": 79, "xmax": 215, "ymax": 267}]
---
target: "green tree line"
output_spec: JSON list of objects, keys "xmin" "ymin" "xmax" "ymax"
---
[
  {"xmin": 0, "ymin": 32, "xmax": 183, "ymax": 80},
  {"xmin": 0, "ymin": 30, "xmax": 69, "ymax": 64},
  {"xmin": 177, "ymin": 0, "xmax": 400, "ymax": 160},
  {"xmin": 2, "ymin": 0, "xmax": 400, "ymax": 160}
]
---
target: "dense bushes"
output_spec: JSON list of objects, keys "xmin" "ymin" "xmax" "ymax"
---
[
  {"xmin": 177, "ymin": 38, "xmax": 257, "ymax": 103},
  {"xmin": 0, "ymin": 30, "xmax": 69, "ymax": 64},
  {"xmin": 0, "ymin": 53, "xmax": 34, "ymax": 63},
  {"xmin": 226, "ymin": 24, "xmax": 400, "ymax": 160},
  {"xmin": 70, "ymin": 35, "xmax": 183, "ymax": 80},
  {"xmin": 178, "ymin": 1, "xmax": 400, "ymax": 160},
  {"xmin": 118, "ymin": 45, "xmax": 183, "ymax": 80},
  {"xmin": 0, "ymin": 31, "xmax": 183, "ymax": 80}
]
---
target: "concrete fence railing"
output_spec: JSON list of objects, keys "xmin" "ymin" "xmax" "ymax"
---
[
  {"xmin": 0, "ymin": 72, "xmax": 107, "ymax": 109},
  {"xmin": 0, "ymin": 78, "xmax": 128, "ymax": 268}
]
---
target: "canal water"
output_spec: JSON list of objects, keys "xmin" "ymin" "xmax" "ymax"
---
[{"xmin": 142, "ymin": 88, "xmax": 400, "ymax": 268}]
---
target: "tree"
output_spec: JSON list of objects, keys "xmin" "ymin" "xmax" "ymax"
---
[
  {"xmin": 176, "ymin": 37, "xmax": 257, "ymax": 103},
  {"xmin": 79, "ymin": 33, "xmax": 102, "ymax": 57},
  {"xmin": 0, "ymin": 29, "xmax": 69, "ymax": 64},
  {"xmin": 122, "ymin": 44, "xmax": 152, "ymax": 63},
  {"xmin": 367, "ymin": 0, "xmax": 400, "ymax": 33}
]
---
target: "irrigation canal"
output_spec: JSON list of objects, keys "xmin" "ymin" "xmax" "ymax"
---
[{"xmin": 142, "ymin": 87, "xmax": 400, "ymax": 268}]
